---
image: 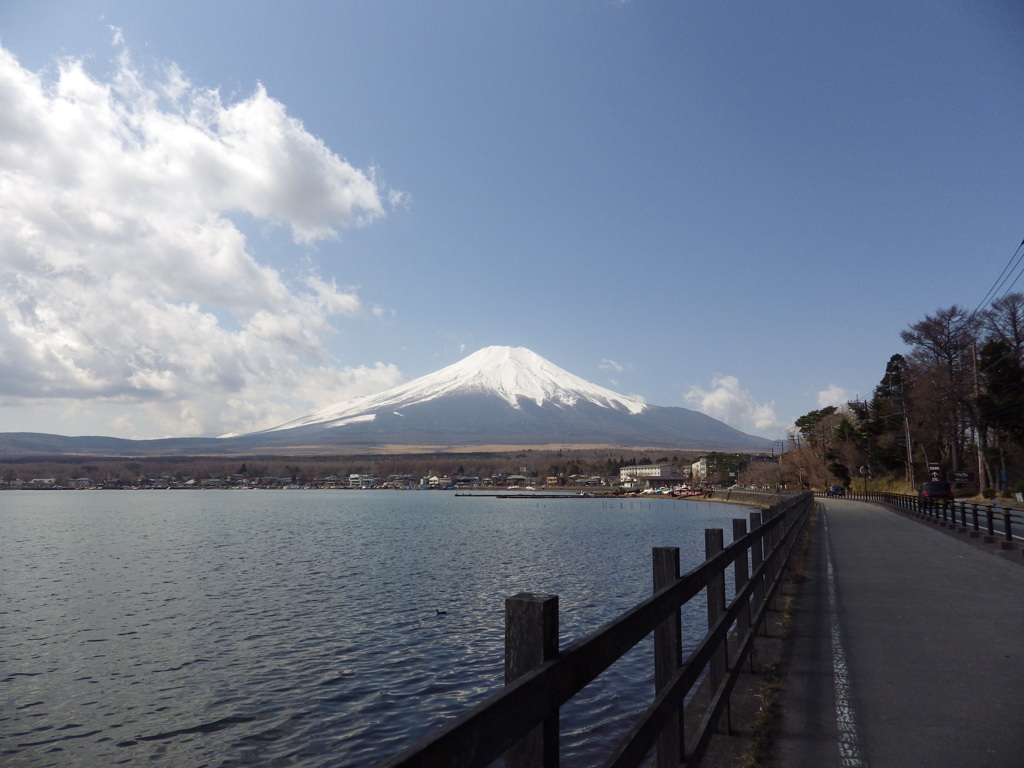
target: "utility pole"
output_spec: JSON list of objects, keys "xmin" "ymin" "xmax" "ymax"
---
[
  {"xmin": 904, "ymin": 412, "xmax": 915, "ymax": 490},
  {"xmin": 894, "ymin": 380, "xmax": 915, "ymax": 492},
  {"xmin": 972, "ymin": 342, "xmax": 988, "ymax": 491}
]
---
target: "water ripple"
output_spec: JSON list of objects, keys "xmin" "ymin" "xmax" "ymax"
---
[{"xmin": 1, "ymin": 490, "xmax": 740, "ymax": 766}]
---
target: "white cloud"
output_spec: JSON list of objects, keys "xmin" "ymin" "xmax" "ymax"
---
[
  {"xmin": 816, "ymin": 385, "xmax": 850, "ymax": 408},
  {"xmin": 599, "ymin": 358, "xmax": 635, "ymax": 389},
  {"xmin": 683, "ymin": 375, "xmax": 785, "ymax": 437},
  {"xmin": 0, "ymin": 43, "xmax": 403, "ymax": 436}
]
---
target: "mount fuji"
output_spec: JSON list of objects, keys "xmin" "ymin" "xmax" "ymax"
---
[
  {"xmin": 225, "ymin": 346, "xmax": 774, "ymax": 452},
  {"xmin": 0, "ymin": 346, "xmax": 774, "ymax": 455}
]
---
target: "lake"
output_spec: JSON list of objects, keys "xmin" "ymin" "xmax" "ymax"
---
[{"xmin": 0, "ymin": 490, "xmax": 747, "ymax": 767}]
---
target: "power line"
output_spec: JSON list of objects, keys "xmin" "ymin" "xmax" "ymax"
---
[
  {"xmin": 923, "ymin": 238, "xmax": 1024, "ymax": 375},
  {"xmin": 969, "ymin": 238, "xmax": 1024, "ymax": 318}
]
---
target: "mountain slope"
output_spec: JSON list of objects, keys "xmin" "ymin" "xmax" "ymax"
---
[
  {"xmin": 260, "ymin": 346, "xmax": 646, "ymax": 433},
  {"xmin": 229, "ymin": 346, "xmax": 772, "ymax": 452},
  {"xmin": 0, "ymin": 346, "xmax": 774, "ymax": 455}
]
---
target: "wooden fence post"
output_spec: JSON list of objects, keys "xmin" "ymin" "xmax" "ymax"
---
[
  {"xmin": 748, "ymin": 511, "xmax": 764, "ymax": 635},
  {"xmin": 765, "ymin": 507, "xmax": 780, "ymax": 611},
  {"xmin": 505, "ymin": 593, "xmax": 559, "ymax": 768},
  {"xmin": 705, "ymin": 528, "xmax": 729, "ymax": 733},
  {"xmin": 652, "ymin": 547, "xmax": 684, "ymax": 768},
  {"xmin": 732, "ymin": 518, "xmax": 752, "ymax": 672}
]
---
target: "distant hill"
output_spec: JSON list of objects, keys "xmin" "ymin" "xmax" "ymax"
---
[{"xmin": 0, "ymin": 346, "xmax": 774, "ymax": 456}]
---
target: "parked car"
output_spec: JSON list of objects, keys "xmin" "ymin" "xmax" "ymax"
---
[
  {"xmin": 826, "ymin": 485, "xmax": 845, "ymax": 497},
  {"xmin": 918, "ymin": 481, "xmax": 953, "ymax": 500}
]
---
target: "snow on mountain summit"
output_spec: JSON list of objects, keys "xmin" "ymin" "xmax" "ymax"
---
[
  {"xmin": 267, "ymin": 346, "xmax": 647, "ymax": 432},
  {"xmin": 434, "ymin": 346, "xmax": 646, "ymax": 412}
]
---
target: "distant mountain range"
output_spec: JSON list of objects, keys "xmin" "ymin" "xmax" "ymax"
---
[{"xmin": 0, "ymin": 346, "xmax": 774, "ymax": 456}]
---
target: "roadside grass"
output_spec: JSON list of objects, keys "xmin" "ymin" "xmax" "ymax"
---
[
  {"xmin": 737, "ymin": 504, "xmax": 818, "ymax": 767},
  {"xmin": 740, "ymin": 663, "xmax": 785, "ymax": 768}
]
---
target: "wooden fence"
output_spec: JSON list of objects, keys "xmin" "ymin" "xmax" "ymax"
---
[
  {"xmin": 378, "ymin": 491, "xmax": 815, "ymax": 768},
  {"xmin": 844, "ymin": 490, "xmax": 1023, "ymax": 549}
]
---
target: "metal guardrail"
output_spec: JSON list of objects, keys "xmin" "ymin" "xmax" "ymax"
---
[
  {"xmin": 826, "ymin": 491, "xmax": 1024, "ymax": 548},
  {"xmin": 378, "ymin": 491, "xmax": 814, "ymax": 768}
]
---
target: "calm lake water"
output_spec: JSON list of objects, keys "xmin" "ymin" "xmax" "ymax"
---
[{"xmin": 1, "ymin": 490, "xmax": 748, "ymax": 767}]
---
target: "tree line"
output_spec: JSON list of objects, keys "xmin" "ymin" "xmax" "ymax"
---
[
  {"xmin": 0, "ymin": 448, "xmax": 706, "ymax": 487},
  {"xmin": 783, "ymin": 293, "xmax": 1024, "ymax": 498}
]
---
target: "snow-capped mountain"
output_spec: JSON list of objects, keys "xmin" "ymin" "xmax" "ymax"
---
[
  {"xmin": 0, "ymin": 346, "xmax": 774, "ymax": 455},
  {"xmin": 228, "ymin": 345, "xmax": 773, "ymax": 452},
  {"xmin": 266, "ymin": 346, "xmax": 646, "ymax": 433}
]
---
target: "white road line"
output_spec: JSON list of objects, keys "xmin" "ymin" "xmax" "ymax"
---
[{"xmin": 823, "ymin": 508, "xmax": 868, "ymax": 767}]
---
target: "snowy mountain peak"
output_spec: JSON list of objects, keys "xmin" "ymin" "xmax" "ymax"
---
[
  {"xmin": 429, "ymin": 346, "xmax": 646, "ymax": 412},
  {"xmin": 266, "ymin": 345, "xmax": 647, "ymax": 432}
]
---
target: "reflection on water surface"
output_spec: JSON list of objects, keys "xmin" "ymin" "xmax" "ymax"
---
[{"xmin": 1, "ymin": 490, "xmax": 741, "ymax": 766}]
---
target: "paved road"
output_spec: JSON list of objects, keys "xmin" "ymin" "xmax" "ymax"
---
[{"xmin": 777, "ymin": 498, "xmax": 1024, "ymax": 767}]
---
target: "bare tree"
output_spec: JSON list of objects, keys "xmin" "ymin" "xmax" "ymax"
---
[
  {"xmin": 737, "ymin": 459, "xmax": 781, "ymax": 489},
  {"xmin": 980, "ymin": 292, "xmax": 1024, "ymax": 359},
  {"xmin": 900, "ymin": 305, "xmax": 978, "ymax": 472}
]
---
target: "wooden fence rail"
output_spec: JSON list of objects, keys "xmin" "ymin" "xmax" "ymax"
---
[
  {"xmin": 842, "ymin": 490, "xmax": 1023, "ymax": 549},
  {"xmin": 378, "ymin": 491, "xmax": 814, "ymax": 768}
]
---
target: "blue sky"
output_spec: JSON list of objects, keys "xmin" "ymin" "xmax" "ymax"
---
[{"xmin": 1, "ymin": 1, "xmax": 1022, "ymax": 440}]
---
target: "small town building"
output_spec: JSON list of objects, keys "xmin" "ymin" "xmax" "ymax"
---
[
  {"xmin": 349, "ymin": 473, "xmax": 377, "ymax": 489},
  {"xmin": 619, "ymin": 464, "xmax": 684, "ymax": 483}
]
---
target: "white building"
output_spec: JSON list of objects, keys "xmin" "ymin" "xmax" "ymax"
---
[
  {"xmin": 619, "ymin": 464, "xmax": 684, "ymax": 483},
  {"xmin": 349, "ymin": 473, "xmax": 377, "ymax": 488},
  {"xmin": 691, "ymin": 457, "xmax": 708, "ymax": 482}
]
